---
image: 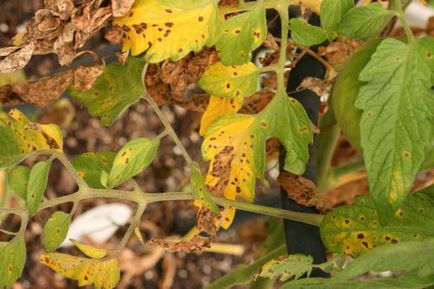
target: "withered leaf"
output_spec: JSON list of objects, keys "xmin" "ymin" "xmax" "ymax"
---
[
  {"xmin": 112, "ymin": 0, "xmax": 136, "ymax": 17},
  {"xmin": 278, "ymin": 171, "xmax": 319, "ymax": 207},
  {"xmin": 0, "ymin": 43, "xmax": 34, "ymax": 74},
  {"xmin": 298, "ymin": 77, "xmax": 333, "ymax": 98},
  {"xmin": 0, "ymin": 64, "xmax": 103, "ymax": 107}
]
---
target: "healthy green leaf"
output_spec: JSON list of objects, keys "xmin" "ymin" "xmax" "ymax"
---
[
  {"xmin": 338, "ymin": 4, "xmax": 395, "ymax": 39},
  {"xmin": 43, "ymin": 211, "xmax": 71, "ymax": 252},
  {"xmin": 6, "ymin": 165, "xmax": 30, "ymax": 199},
  {"xmin": 257, "ymin": 254, "xmax": 314, "ymax": 282},
  {"xmin": 289, "ymin": 18, "xmax": 329, "ymax": 46},
  {"xmin": 107, "ymin": 137, "xmax": 160, "ymax": 188},
  {"xmin": 72, "ymin": 151, "xmax": 116, "ymax": 189},
  {"xmin": 0, "ymin": 236, "xmax": 26, "ymax": 288},
  {"xmin": 198, "ymin": 62, "xmax": 259, "ymax": 98},
  {"xmin": 320, "ymin": 0, "xmax": 354, "ymax": 31},
  {"xmin": 356, "ymin": 38, "xmax": 434, "ymax": 205},
  {"xmin": 69, "ymin": 57, "xmax": 145, "ymax": 127},
  {"xmin": 320, "ymin": 190, "xmax": 434, "ymax": 256},
  {"xmin": 215, "ymin": 3, "xmax": 267, "ymax": 65},
  {"xmin": 27, "ymin": 160, "xmax": 52, "ymax": 215},
  {"xmin": 0, "ymin": 109, "xmax": 63, "ymax": 168}
]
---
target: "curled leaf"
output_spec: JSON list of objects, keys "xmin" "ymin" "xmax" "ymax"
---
[
  {"xmin": 0, "ymin": 43, "xmax": 34, "ymax": 74},
  {"xmin": 70, "ymin": 239, "xmax": 108, "ymax": 259},
  {"xmin": 40, "ymin": 253, "xmax": 120, "ymax": 289}
]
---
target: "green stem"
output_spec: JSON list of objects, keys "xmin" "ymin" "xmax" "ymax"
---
[
  {"xmin": 391, "ymin": 0, "xmax": 415, "ymax": 44},
  {"xmin": 276, "ymin": 3, "xmax": 290, "ymax": 95}
]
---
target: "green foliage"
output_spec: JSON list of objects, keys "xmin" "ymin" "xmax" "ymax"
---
[
  {"xmin": 72, "ymin": 151, "xmax": 115, "ymax": 189},
  {"xmin": 215, "ymin": 3, "xmax": 267, "ymax": 65},
  {"xmin": 69, "ymin": 57, "xmax": 146, "ymax": 126},
  {"xmin": 281, "ymin": 238, "xmax": 434, "ymax": 289},
  {"xmin": 198, "ymin": 61, "xmax": 259, "ymax": 98},
  {"xmin": 27, "ymin": 160, "xmax": 52, "ymax": 216},
  {"xmin": 258, "ymin": 254, "xmax": 314, "ymax": 282},
  {"xmin": 106, "ymin": 137, "xmax": 160, "ymax": 188},
  {"xmin": 6, "ymin": 165, "xmax": 30, "ymax": 199},
  {"xmin": 43, "ymin": 211, "xmax": 71, "ymax": 252},
  {"xmin": 289, "ymin": 19, "xmax": 330, "ymax": 47},
  {"xmin": 320, "ymin": 189, "xmax": 434, "ymax": 256},
  {"xmin": 0, "ymin": 236, "xmax": 26, "ymax": 288},
  {"xmin": 338, "ymin": 4, "xmax": 395, "ymax": 39},
  {"xmin": 320, "ymin": 0, "xmax": 354, "ymax": 31},
  {"xmin": 356, "ymin": 38, "xmax": 434, "ymax": 205}
]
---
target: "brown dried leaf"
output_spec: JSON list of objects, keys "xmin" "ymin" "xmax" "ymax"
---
[
  {"xmin": 112, "ymin": 0, "xmax": 135, "ymax": 17},
  {"xmin": 149, "ymin": 234, "xmax": 213, "ymax": 253},
  {"xmin": 72, "ymin": 65, "xmax": 104, "ymax": 92},
  {"xmin": 298, "ymin": 77, "xmax": 333, "ymax": 98},
  {"xmin": 278, "ymin": 171, "xmax": 319, "ymax": 207},
  {"xmin": 0, "ymin": 43, "xmax": 34, "ymax": 74},
  {"xmin": 318, "ymin": 39, "xmax": 363, "ymax": 66},
  {"xmin": 0, "ymin": 64, "xmax": 102, "ymax": 106},
  {"xmin": 105, "ymin": 26, "xmax": 124, "ymax": 45}
]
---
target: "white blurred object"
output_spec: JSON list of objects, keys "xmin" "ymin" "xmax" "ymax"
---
[
  {"xmin": 61, "ymin": 203, "xmax": 133, "ymax": 247},
  {"xmin": 396, "ymin": 1, "xmax": 434, "ymax": 28}
]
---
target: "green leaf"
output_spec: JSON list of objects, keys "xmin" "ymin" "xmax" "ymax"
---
[
  {"xmin": 27, "ymin": 160, "xmax": 52, "ymax": 215},
  {"xmin": 320, "ymin": 0, "xmax": 354, "ymax": 31},
  {"xmin": 198, "ymin": 61, "xmax": 259, "ymax": 98},
  {"xmin": 215, "ymin": 3, "xmax": 267, "ymax": 65},
  {"xmin": 191, "ymin": 168, "xmax": 218, "ymax": 213},
  {"xmin": 70, "ymin": 239, "xmax": 108, "ymax": 259},
  {"xmin": 107, "ymin": 137, "xmax": 160, "ymax": 188},
  {"xmin": 282, "ymin": 238, "xmax": 434, "ymax": 289},
  {"xmin": 0, "ymin": 236, "xmax": 26, "ymax": 288},
  {"xmin": 6, "ymin": 165, "xmax": 30, "ymax": 199},
  {"xmin": 258, "ymin": 254, "xmax": 314, "ymax": 282},
  {"xmin": 338, "ymin": 4, "xmax": 395, "ymax": 39},
  {"xmin": 0, "ymin": 109, "xmax": 63, "ymax": 168},
  {"xmin": 72, "ymin": 151, "xmax": 116, "ymax": 189},
  {"xmin": 69, "ymin": 57, "xmax": 145, "ymax": 127},
  {"xmin": 43, "ymin": 211, "xmax": 71, "ymax": 252},
  {"xmin": 356, "ymin": 38, "xmax": 434, "ymax": 205},
  {"xmin": 320, "ymin": 191, "xmax": 434, "ymax": 256},
  {"xmin": 289, "ymin": 18, "xmax": 329, "ymax": 46}
]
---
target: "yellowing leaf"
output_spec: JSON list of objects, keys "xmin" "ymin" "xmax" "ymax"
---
[
  {"xmin": 114, "ymin": 0, "xmax": 220, "ymax": 63},
  {"xmin": 40, "ymin": 253, "xmax": 120, "ymax": 289},
  {"xmin": 199, "ymin": 95, "xmax": 243, "ymax": 135},
  {"xmin": 198, "ymin": 62, "xmax": 259, "ymax": 99},
  {"xmin": 43, "ymin": 211, "xmax": 71, "ymax": 252},
  {"xmin": 70, "ymin": 239, "xmax": 108, "ymax": 259},
  {"xmin": 0, "ymin": 109, "xmax": 63, "ymax": 168},
  {"xmin": 0, "ymin": 236, "xmax": 26, "ymax": 288},
  {"xmin": 202, "ymin": 94, "xmax": 312, "ymax": 227},
  {"xmin": 215, "ymin": 3, "xmax": 267, "ymax": 65}
]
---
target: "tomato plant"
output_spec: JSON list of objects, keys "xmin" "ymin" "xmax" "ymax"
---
[{"xmin": 0, "ymin": 0, "xmax": 433, "ymax": 288}]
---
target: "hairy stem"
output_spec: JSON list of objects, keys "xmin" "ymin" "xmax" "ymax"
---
[{"xmin": 391, "ymin": 0, "xmax": 415, "ymax": 44}]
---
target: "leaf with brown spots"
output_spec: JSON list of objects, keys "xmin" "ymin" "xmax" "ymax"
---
[
  {"xmin": 202, "ymin": 93, "xmax": 312, "ymax": 227},
  {"xmin": 198, "ymin": 61, "xmax": 259, "ymax": 99},
  {"xmin": 200, "ymin": 95, "xmax": 243, "ymax": 136},
  {"xmin": 0, "ymin": 109, "xmax": 63, "ymax": 168},
  {"xmin": 320, "ymin": 187, "xmax": 434, "ymax": 256},
  {"xmin": 40, "ymin": 253, "xmax": 120, "ymax": 289},
  {"xmin": 215, "ymin": 3, "xmax": 267, "ymax": 65},
  {"xmin": 114, "ymin": 0, "xmax": 220, "ymax": 63},
  {"xmin": 112, "ymin": 0, "xmax": 136, "ymax": 17}
]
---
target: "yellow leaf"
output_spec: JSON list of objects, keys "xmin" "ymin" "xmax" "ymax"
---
[
  {"xmin": 114, "ymin": 0, "xmax": 220, "ymax": 63},
  {"xmin": 198, "ymin": 62, "xmax": 259, "ymax": 98},
  {"xmin": 202, "ymin": 95, "xmax": 313, "ymax": 228},
  {"xmin": 199, "ymin": 95, "xmax": 243, "ymax": 136},
  {"xmin": 40, "ymin": 253, "xmax": 120, "ymax": 289},
  {"xmin": 0, "ymin": 109, "xmax": 63, "ymax": 168},
  {"xmin": 70, "ymin": 239, "xmax": 108, "ymax": 259}
]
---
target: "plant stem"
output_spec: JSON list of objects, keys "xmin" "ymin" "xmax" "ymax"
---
[
  {"xmin": 391, "ymin": 0, "xmax": 415, "ymax": 44},
  {"xmin": 276, "ymin": 3, "xmax": 290, "ymax": 95},
  {"xmin": 53, "ymin": 152, "xmax": 87, "ymax": 189}
]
